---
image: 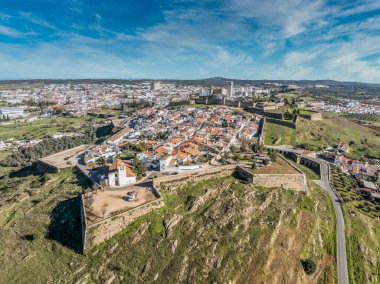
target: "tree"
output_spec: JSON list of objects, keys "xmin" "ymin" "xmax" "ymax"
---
[
  {"xmin": 301, "ymin": 259, "xmax": 316, "ymax": 275},
  {"xmin": 133, "ymin": 156, "xmax": 147, "ymax": 179},
  {"xmin": 96, "ymin": 156, "xmax": 107, "ymax": 167},
  {"xmin": 284, "ymin": 110, "xmax": 294, "ymax": 120},
  {"xmin": 134, "ymin": 143, "xmax": 148, "ymax": 152},
  {"xmin": 230, "ymin": 145, "xmax": 238, "ymax": 153},
  {"xmin": 233, "ymin": 153, "xmax": 242, "ymax": 161},
  {"xmin": 252, "ymin": 143, "xmax": 263, "ymax": 153},
  {"xmin": 263, "ymin": 159, "xmax": 269, "ymax": 166},
  {"xmin": 269, "ymin": 151, "xmax": 278, "ymax": 162}
]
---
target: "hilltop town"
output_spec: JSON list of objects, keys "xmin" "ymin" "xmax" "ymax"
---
[{"xmin": 0, "ymin": 79, "xmax": 379, "ymax": 283}]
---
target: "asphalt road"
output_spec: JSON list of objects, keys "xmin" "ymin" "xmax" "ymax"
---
[
  {"xmin": 266, "ymin": 145, "xmax": 349, "ymax": 283},
  {"xmin": 317, "ymin": 160, "xmax": 349, "ymax": 284}
]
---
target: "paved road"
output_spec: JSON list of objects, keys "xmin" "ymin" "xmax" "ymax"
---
[
  {"xmin": 266, "ymin": 145, "xmax": 349, "ymax": 283},
  {"xmin": 316, "ymin": 160, "xmax": 349, "ymax": 284}
]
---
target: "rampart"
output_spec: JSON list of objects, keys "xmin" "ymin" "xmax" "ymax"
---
[
  {"xmin": 35, "ymin": 159, "xmax": 59, "ymax": 173},
  {"xmin": 266, "ymin": 117, "xmax": 296, "ymax": 129},
  {"xmin": 234, "ymin": 155, "xmax": 307, "ymax": 191},
  {"xmin": 298, "ymin": 111, "xmax": 323, "ymax": 121},
  {"xmin": 153, "ymin": 165, "xmax": 236, "ymax": 189},
  {"xmin": 80, "ymin": 195, "xmax": 88, "ymax": 253},
  {"xmin": 86, "ymin": 198, "xmax": 164, "ymax": 247},
  {"xmin": 75, "ymin": 164, "xmax": 103, "ymax": 190},
  {"xmin": 81, "ymin": 159, "xmax": 308, "ymax": 252}
]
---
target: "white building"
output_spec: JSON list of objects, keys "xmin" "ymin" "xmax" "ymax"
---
[
  {"xmin": 0, "ymin": 107, "xmax": 27, "ymax": 118},
  {"xmin": 151, "ymin": 81, "xmax": 161, "ymax": 91},
  {"xmin": 227, "ymin": 81, "xmax": 234, "ymax": 97},
  {"xmin": 104, "ymin": 160, "xmax": 136, "ymax": 187},
  {"xmin": 199, "ymin": 88, "xmax": 211, "ymax": 97},
  {"xmin": 159, "ymin": 155, "xmax": 177, "ymax": 173}
]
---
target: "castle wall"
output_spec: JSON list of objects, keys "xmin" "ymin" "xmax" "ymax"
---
[{"xmin": 86, "ymin": 199, "xmax": 165, "ymax": 247}]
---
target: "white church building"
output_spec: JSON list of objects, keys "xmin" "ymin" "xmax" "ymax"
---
[{"xmin": 103, "ymin": 159, "xmax": 136, "ymax": 187}]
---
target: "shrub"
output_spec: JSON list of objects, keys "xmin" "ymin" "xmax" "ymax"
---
[{"xmin": 301, "ymin": 259, "xmax": 316, "ymax": 275}]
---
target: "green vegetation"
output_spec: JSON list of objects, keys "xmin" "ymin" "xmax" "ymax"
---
[
  {"xmin": 264, "ymin": 114, "xmax": 380, "ymax": 159},
  {"xmin": 1, "ymin": 128, "xmax": 96, "ymax": 167},
  {"xmin": 293, "ymin": 161, "xmax": 320, "ymax": 180},
  {"xmin": 343, "ymin": 207, "xmax": 380, "ymax": 284},
  {"xmin": 344, "ymin": 113, "xmax": 380, "ymax": 122},
  {"xmin": 330, "ymin": 166, "xmax": 379, "ymax": 218},
  {"xmin": 251, "ymin": 156, "xmax": 298, "ymax": 174},
  {"xmin": 301, "ymin": 259, "xmax": 316, "ymax": 275},
  {"xmin": 0, "ymin": 116, "xmax": 105, "ymax": 141},
  {"xmin": 0, "ymin": 167, "xmax": 336, "ymax": 283},
  {"xmin": 329, "ymin": 166, "xmax": 380, "ymax": 283},
  {"xmin": 264, "ymin": 120, "xmax": 296, "ymax": 145},
  {"xmin": 133, "ymin": 156, "xmax": 147, "ymax": 179}
]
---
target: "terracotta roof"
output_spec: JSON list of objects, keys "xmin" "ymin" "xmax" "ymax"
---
[
  {"xmin": 109, "ymin": 159, "xmax": 124, "ymax": 171},
  {"xmin": 154, "ymin": 146, "xmax": 169, "ymax": 155},
  {"xmin": 125, "ymin": 165, "xmax": 136, "ymax": 177}
]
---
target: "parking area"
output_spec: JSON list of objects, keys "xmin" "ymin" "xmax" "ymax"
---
[{"xmin": 87, "ymin": 184, "xmax": 157, "ymax": 219}]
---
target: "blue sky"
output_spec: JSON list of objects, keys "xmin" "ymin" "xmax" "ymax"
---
[{"xmin": 0, "ymin": 0, "xmax": 380, "ymax": 82}]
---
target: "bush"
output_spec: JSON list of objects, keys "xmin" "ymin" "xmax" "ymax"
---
[{"xmin": 301, "ymin": 259, "xmax": 316, "ymax": 275}]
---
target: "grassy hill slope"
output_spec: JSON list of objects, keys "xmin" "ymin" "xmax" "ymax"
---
[
  {"xmin": 265, "ymin": 114, "xmax": 380, "ymax": 159},
  {"xmin": 0, "ymin": 168, "xmax": 336, "ymax": 283}
]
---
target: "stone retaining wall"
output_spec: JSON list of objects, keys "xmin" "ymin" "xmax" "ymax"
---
[
  {"xmin": 35, "ymin": 160, "xmax": 59, "ymax": 173},
  {"xmin": 153, "ymin": 165, "xmax": 236, "ymax": 189},
  {"xmin": 266, "ymin": 117, "xmax": 296, "ymax": 129},
  {"xmin": 82, "ymin": 161, "xmax": 307, "ymax": 251},
  {"xmin": 80, "ymin": 195, "xmax": 88, "ymax": 253},
  {"xmin": 86, "ymin": 198, "xmax": 165, "ymax": 248},
  {"xmin": 234, "ymin": 164, "xmax": 307, "ymax": 191}
]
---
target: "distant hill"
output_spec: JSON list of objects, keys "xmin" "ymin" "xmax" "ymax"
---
[{"xmin": 0, "ymin": 78, "xmax": 379, "ymax": 89}]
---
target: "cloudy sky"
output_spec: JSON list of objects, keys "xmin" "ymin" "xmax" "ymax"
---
[{"xmin": 0, "ymin": 0, "xmax": 379, "ymax": 82}]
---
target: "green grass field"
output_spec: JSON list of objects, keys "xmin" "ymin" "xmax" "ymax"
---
[
  {"xmin": 0, "ymin": 116, "xmax": 104, "ymax": 141},
  {"xmin": 264, "ymin": 114, "xmax": 380, "ymax": 159},
  {"xmin": 0, "ymin": 83, "xmax": 44, "ymax": 90}
]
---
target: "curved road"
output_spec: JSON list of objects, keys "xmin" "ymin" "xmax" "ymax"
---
[
  {"xmin": 317, "ymin": 160, "xmax": 349, "ymax": 284},
  {"xmin": 266, "ymin": 146, "xmax": 349, "ymax": 283}
]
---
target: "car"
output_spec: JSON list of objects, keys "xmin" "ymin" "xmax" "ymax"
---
[{"xmin": 123, "ymin": 191, "xmax": 136, "ymax": 201}]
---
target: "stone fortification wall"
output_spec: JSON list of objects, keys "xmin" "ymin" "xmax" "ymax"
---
[
  {"xmin": 80, "ymin": 195, "xmax": 88, "ymax": 253},
  {"xmin": 168, "ymin": 100, "xmax": 192, "ymax": 107},
  {"xmin": 258, "ymin": 117, "xmax": 265, "ymax": 145},
  {"xmin": 266, "ymin": 117, "xmax": 296, "ymax": 129},
  {"xmin": 153, "ymin": 165, "xmax": 236, "ymax": 189},
  {"xmin": 225, "ymin": 100, "xmax": 240, "ymax": 107},
  {"xmin": 35, "ymin": 160, "xmax": 59, "ymax": 173},
  {"xmin": 82, "ymin": 160, "xmax": 308, "ymax": 251},
  {"xmin": 265, "ymin": 112, "xmax": 284, "ymax": 120},
  {"xmin": 310, "ymin": 112, "xmax": 323, "ymax": 121},
  {"xmin": 86, "ymin": 198, "xmax": 164, "ymax": 247},
  {"xmin": 298, "ymin": 112, "xmax": 322, "ymax": 121},
  {"xmin": 234, "ymin": 158, "xmax": 307, "ymax": 191},
  {"xmin": 245, "ymin": 106, "xmax": 264, "ymax": 115}
]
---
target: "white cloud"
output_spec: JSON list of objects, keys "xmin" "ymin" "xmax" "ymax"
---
[
  {"xmin": 283, "ymin": 50, "xmax": 319, "ymax": 67},
  {"xmin": 224, "ymin": 0, "xmax": 327, "ymax": 38},
  {"xmin": 19, "ymin": 12, "xmax": 59, "ymax": 31},
  {"xmin": 0, "ymin": 25, "xmax": 36, "ymax": 37}
]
